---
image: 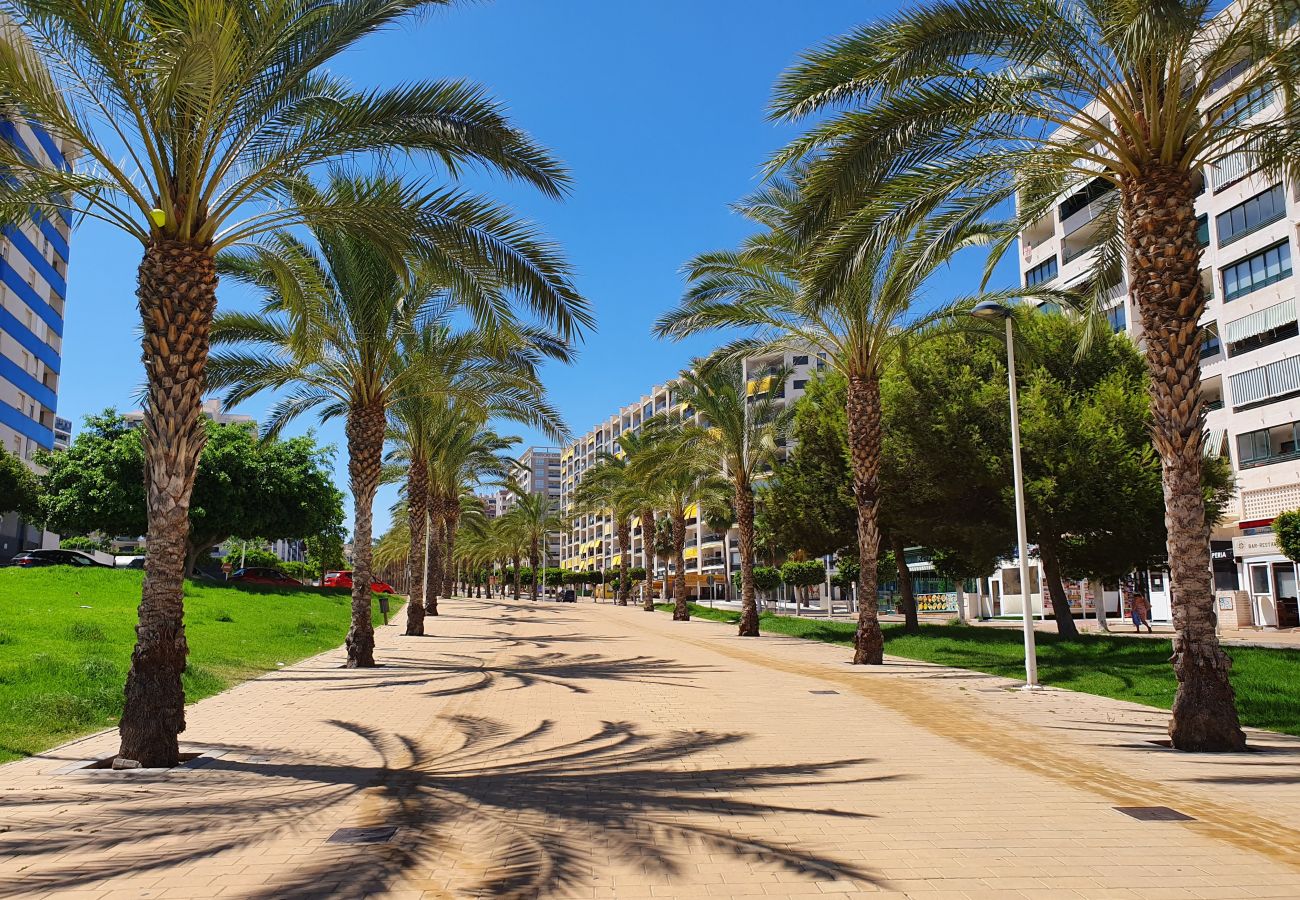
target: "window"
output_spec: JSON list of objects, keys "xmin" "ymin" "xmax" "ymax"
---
[
  {"xmin": 793, "ymin": 379, "xmax": 808, "ymax": 390},
  {"xmin": 1213, "ymin": 83, "xmax": 1274, "ymax": 125},
  {"xmin": 1196, "ymin": 214, "xmax": 1210, "ymax": 248},
  {"xmin": 1238, "ymin": 428, "xmax": 1272, "ymax": 464},
  {"xmin": 1209, "ymin": 57, "xmax": 1252, "ymax": 95},
  {"xmin": 1222, "ymin": 240, "xmax": 1292, "ymax": 301},
  {"xmin": 1058, "ymin": 177, "xmax": 1114, "ymax": 220},
  {"xmin": 1216, "ymin": 184, "xmax": 1286, "ymax": 247},
  {"xmin": 1025, "ymin": 257, "xmax": 1058, "ymax": 287},
  {"xmin": 1105, "ymin": 303, "xmax": 1127, "ymax": 333},
  {"xmin": 1201, "ymin": 325, "xmax": 1222, "ymax": 358},
  {"xmin": 792, "ymin": 355, "xmax": 809, "ymax": 365}
]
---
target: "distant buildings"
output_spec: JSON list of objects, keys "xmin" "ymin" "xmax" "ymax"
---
[
  {"xmin": 124, "ymin": 398, "xmax": 255, "ymax": 429},
  {"xmin": 0, "ymin": 109, "xmax": 77, "ymax": 562}
]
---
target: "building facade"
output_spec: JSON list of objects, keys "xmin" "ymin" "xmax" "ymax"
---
[
  {"xmin": 558, "ymin": 352, "xmax": 822, "ymax": 598},
  {"xmin": 1016, "ymin": 55, "xmax": 1299, "ymax": 627},
  {"xmin": 516, "ymin": 446, "xmax": 562, "ymax": 561},
  {"xmin": 0, "ymin": 116, "xmax": 76, "ymax": 562}
]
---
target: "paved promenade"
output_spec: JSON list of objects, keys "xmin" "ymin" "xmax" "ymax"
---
[{"xmin": 3, "ymin": 597, "xmax": 1300, "ymax": 899}]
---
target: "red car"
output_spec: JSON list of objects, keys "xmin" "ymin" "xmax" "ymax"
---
[
  {"xmin": 323, "ymin": 570, "xmax": 396, "ymax": 594},
  {"xmin": 228, "ymin": 567, "xmax": 303, "ymax": 587}
]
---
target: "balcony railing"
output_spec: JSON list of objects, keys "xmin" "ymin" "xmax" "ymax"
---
[{"xmin": 1242, "ymin": 447, "xmax": 1300, "ymax": 469}]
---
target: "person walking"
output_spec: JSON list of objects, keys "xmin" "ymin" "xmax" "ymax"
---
[{"xmin": 1131, "ymin": 591, "xmax": 1153, "ymax": 634}]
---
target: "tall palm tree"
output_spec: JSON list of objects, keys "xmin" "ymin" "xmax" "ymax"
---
[
  {"xmin": 673, "ymin": 360, "xmax": 794, "ymax": 636},
  {"xmin": 503, "ymin": 488, "xmax": 567, "ymax": 602},
  {"xmin": 570, "ymin": 452, "xmax": 641, "ymax": 605},
  {"xmin": 656, "ymin": 181, "xmax": 999, "ymax": 659},
  {"xmin": 615, "ymin": 428, "xmax": 667, "ymax": 611},
  {"xmin": 766, "ymin": 0, "xmax": 1296, "ymax": 752},
  {"xmin": 0, "ymin": 0, "xmax": 576, "ymax": 768},
  {"xmin": 630, "ymin": 419, "xmax": 729, "ymax": 622},
  {"xmin": 210, "ymin": 178, "xmax": 584, "ymax": 668}
]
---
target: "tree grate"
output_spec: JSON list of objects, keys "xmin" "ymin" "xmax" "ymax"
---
[
  {"xmin": 328, "ymin": 826, "xmax": 399, "ymax": 844},
  {"xmin": 1114, "ymin": 806, "xmax": 1194, "ymax": 822},
  {"xmin": 809, "ymin": 690, "xmax": 840, "ymax": 695}
]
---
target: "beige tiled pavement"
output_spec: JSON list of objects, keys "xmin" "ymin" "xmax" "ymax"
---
[{"xmin": 2, "ymin": 596, "xmax": 1300, "ymax": 899}]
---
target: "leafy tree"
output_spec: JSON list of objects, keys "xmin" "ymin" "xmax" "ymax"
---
[
  {"xmin": 780, "ymin": 559, "xmax": 826, "ymax": 607},
  {"xmin": 0, "ymin": 0, "xmax": 578, "ymax": 768},
  {"xmin": 1274, "ymin": 511, "xmax": 1300, "ymax": 564},
  {"xmin": 39, "ymin": 411, "xmax": 344, "ymax": 575},
  {"xmin": 0, "ymin": 446, "xmax": 40, "ymax": 520},
  {"xmin": 766, "ymin": 0, "xmax": 1294, "ymax": 749},
  {"xmin": 306, "ymin": 526, "xmax": 347, "ymax": 581},
  {"xmin": 732, "ymin": 565, "xmax": 782, "ymax": 595}
]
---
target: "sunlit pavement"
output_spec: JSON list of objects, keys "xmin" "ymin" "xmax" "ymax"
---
[{"xmin": 3, "ymin": 596, "xmax": 1300, "ymax": 899}]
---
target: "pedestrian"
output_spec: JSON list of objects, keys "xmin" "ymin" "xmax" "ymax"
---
[{"xmin": 1131, "ymin": 591, "xmax": 1153, "ymax": 633}]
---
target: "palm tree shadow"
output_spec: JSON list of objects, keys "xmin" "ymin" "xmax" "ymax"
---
[
  {"xmin": 241, "ymin": 716, "xmax": 890, "ymax": 898},
  {"xmin": 0, "ymin": 718, "xmax": 893, "ymax": 899}
]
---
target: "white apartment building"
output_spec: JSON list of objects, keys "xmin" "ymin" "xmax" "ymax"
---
[
  {"xmin": 124, "ymin": 398, "xmax": 255, "ymax": 429},
  {"xmin": 1015, "ymin": 53, "xmax": 1299, "ymax": 629},
  {"xmin": 559, "ymin": 352, "xmax": 823, "ymax": 598},
  {"xmin": 0, "ymin": 114, "xmax": 77, "ymax": 562}
]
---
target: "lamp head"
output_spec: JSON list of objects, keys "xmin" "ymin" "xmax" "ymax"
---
[{"xmin": 971, "ymin": 301, "xmax": 1013, "ymax": 321}]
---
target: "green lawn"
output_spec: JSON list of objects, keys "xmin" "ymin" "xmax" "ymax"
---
[
  {"xmin": 659, "ymin": 602, "xmax": 1300, "ymax": 736},
  {"xmin": 0, "ymin": 568, "xmax": 387, "ymax": 763}
]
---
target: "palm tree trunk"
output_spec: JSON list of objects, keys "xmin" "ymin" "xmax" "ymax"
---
[
  {"xmin": 405, "ymin": 459, "xmax": 428, "ymax": 636},
  {"xmin": 344, "ymin": 397, "xmax": 385, "ymax": 668},
  {"xmin": 672, "ymin": 510, "xmax": 690, "ymax": 621},
  {"xmin": 424, "ymin": 492, "xmax": 442, "ymax": 616},
  {"xmin": 891, "ymin": 533, "xmax": 919, "ymax": 634},
  {"xmin": 1037, "ymin": 539, "xmax": 1079, "ymax": 640},
  {"xmin": 529, "ymin": 543, "xmax": 540, "ymax": 602},
  {"xmin": 118, "ymin": 239, "xmax": 217, "ymax": 768},
  {"xmin": 846, "ymin": 373, "xmax": 885, "ymax": 665},
  {"xmin": 736, "ymin": 480, "xmax": 760, "ymax": 637},
  {"xmin": 1124, "ymin": 167, "xmax": 1245, "ymax": 751},
  {"xmin": 512, "ymin": 554, "xmax": 521, "ymax": 600},
  {"xmin": 617, "ymin": 518, "xmax": 631, "ymax": 606},
  {"xmin": 641, "ymin": 508, "xmax": 657, "ymax": 611},
  {"xmin": 441, "ymin": 507, "xmax": 459, "ymax": 600}
]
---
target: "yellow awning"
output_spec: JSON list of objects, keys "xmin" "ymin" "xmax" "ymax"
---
[
  {"xmin": 746, "ymin": 375, "xmax": 776, "ymax": 396},
  {"xmin": 683, "ymin": 547, "xmax": 699, "ymax": 560},
  {"xmin": 684, "ymin": 503, "xmax": 698, "ymax": 519},
  {"xmin": 611, "ymin": 554, "xmax": 623, "ymax": 565}
]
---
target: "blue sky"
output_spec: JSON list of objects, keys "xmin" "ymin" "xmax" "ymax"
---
[{"xmin": 57, "ymin": 0, "xmax": 1017, "ymax": 536}]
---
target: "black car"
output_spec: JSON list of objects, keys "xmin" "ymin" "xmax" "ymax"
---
[{"xmin": 10, "ymin": 549, "xmax": 112, "ymax": 568}]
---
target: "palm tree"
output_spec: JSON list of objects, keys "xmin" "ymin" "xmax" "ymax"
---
[
  {"xmin": 210, "ymin": 178, "xmax": 584, "ymax": 668},
  {"xmin": 630, "ymin": 419, "xmax": 729, "ymax": 622},
  {"xmin": 765, "ymin": 0, "xmax": 1296, "ymax": 752},
  {"xmin": 570, "ymin": 454, "xmax": 640, "ymax": 605},
  {"xmin": 673, "ymin": 360, "xmax": 793, "ymax": 636},
  {"xmin": 0, "ymin": 0, "xmax": 578, "ymax": 768},
  {"xmin": 615, "ymin": 428, "xmax": 667, "ymax": 611},
  {"xmin": 656, "ymin": 181, "xmax": 999, "ymax": 660},
  {"xmin": 503, "ymin": 488, "xmax": 567, "ymax": 602}
]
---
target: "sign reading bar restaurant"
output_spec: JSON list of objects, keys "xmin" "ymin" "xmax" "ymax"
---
[{"xmin": 1233, "ymin": 533, "xmax": 1281, "ymax": 558}]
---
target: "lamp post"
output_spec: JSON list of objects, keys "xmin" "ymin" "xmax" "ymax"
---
[{"xmin": 970, "ymin": 301, "xmax": 1040, "ymax": 689}]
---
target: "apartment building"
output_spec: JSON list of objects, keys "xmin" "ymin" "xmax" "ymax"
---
[
  {"xmin": 0, "ymin": 115, "xmax": 76, "ymax": 563},
  {"xmin": 1015, "ymin": 55, "xmax": 1300, "ymax": 628},
  {"xmin": 478, "ymin": 488, "xmax": 514, "ymax": 519},
  {"xmin": 123, "ymin": 398, "xmax": 255, "ymax": 429},
  {"xmin": 515, "ymin": 446, "xmax": 562, "ymax": 560},
  {"xmin": 558, "ymin": 352, "xmax": 822, "ymax": 598}
]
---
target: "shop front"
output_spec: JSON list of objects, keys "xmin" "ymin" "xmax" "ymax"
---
[{"xmin": 1233, "ymin": 532, "xmax": 1300, "ymax": 629}]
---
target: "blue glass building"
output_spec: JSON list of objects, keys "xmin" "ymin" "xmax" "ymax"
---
[{"xmin": 0, "ymin": 116, "xmax": 75, "ymax": 561}]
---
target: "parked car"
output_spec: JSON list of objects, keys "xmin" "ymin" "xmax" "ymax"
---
[
  {"xmin": 9, "ymin": 549, "xmax": 112, "ymax": 569},
  {"xmin": 227, "ymin": 567, "xmax": 303, "ymax": 587},
  {"xmin": 323, "ymin": 570, "xmax": 396, "ymax": 594}
]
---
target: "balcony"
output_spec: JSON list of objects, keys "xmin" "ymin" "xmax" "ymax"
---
[{"xmin": 1241, "ymin": 447, "xmax": 1300, "ymax": 470}]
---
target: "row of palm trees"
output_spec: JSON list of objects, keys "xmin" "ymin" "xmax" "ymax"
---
[
  {"xmin": 652, "ymin": 0, "xmax": 1300, "ymax": 752},
  {"xmin": 0, "ymin": 0, "xmax": 587, "ymax": 767}
]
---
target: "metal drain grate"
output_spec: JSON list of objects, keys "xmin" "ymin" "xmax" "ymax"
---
[
  {"xmin": 328, "ymin": 826, "xmax": 399, "ymax": 844},
  {"xmin": 809, "ymin": 690, "xmax": 840, "ymax": 695},
  {"xmin": 1114, "ymin": 806, "xmax": 1194, "ymax": 822}
]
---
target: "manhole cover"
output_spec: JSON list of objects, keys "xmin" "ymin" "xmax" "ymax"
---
[
  {"xmin": 1114, "ymin": 806, "xmax": 1194, "ymax": 822},
  {"xmin": 328, "ymin": 826, "xmax": 399, "ymax": 844},
  {"xmin": 809, "ymin": 690, "xmax": 840, "ymax": 695}
]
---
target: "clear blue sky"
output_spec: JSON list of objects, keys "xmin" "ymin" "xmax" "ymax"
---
[{"xmin": 56, "ymin": 0, "xmax": 1017, "ymax": 536}]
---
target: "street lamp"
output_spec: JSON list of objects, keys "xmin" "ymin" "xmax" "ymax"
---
[{"xmin": 970, "ymin": 301, "xmax": 1040, "ymax": 689}]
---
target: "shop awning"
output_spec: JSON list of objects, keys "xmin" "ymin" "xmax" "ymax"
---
[{"xmin": 1225, "ymin": 298, "xmax": 1296, "ymax": 345}]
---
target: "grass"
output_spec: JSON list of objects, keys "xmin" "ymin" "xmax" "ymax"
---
[
  {"xmin": 658, "ymin": 602, "xmax": 1300, "ymax": 737},
  {"xmin": 0, "ymin": 568, "xmax": 387, "ymax": 763}
]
